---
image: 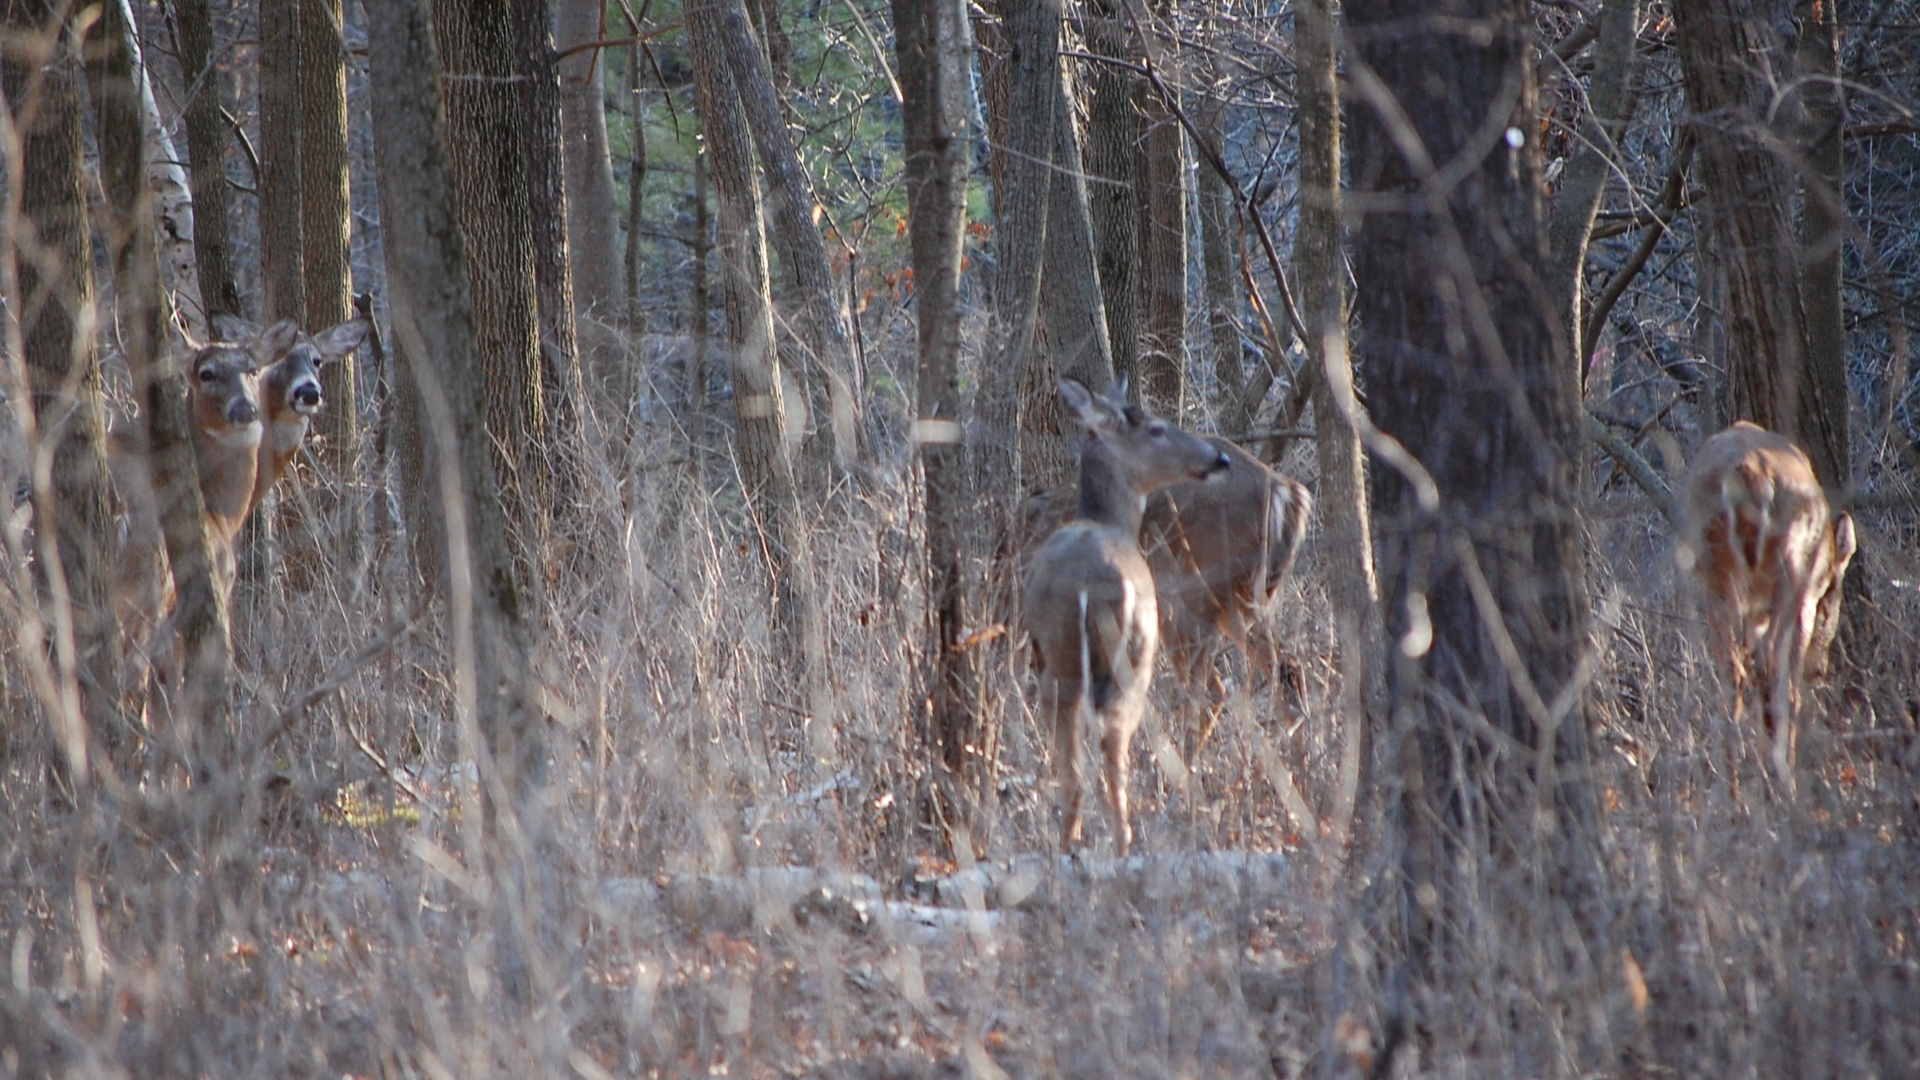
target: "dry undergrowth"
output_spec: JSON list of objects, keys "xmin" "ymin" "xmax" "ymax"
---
[{"xmin": 2, "ymin": 387, "xmax": 1917, "ymax": 1079}]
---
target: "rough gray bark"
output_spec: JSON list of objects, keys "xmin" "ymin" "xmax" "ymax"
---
[
  {"xmin": 368, "ymin": 0, "xmax": 540, "ymax": 790},
  {"xmin": 1793, "ymin": 0, "xmax": 1848, "ymax": 489},
  {"xmin": 709, "ymin": 0, "xmax": 865, "ymax": 477},
  {"xmin": 1135, "ymin": 7, "xmax": 1185, "ymax": 415},
  {"xmin": 1674, "ymin": 0, "xmax": 1841, "ymax": 487},
  {"xmin": 1195, "ymin": 90, "xmax": 1247, "ymax": 432},
  {"xmin": 6, "ymin": 1, "xmax": 124, "ymax": 776},
  {"xmin": 1081, "ymin": 0, "xmax": 1140, "ymax": 393},
  {"xmin": 514, "ymin": 0, "xmax": 589, "ymax": 525},
  {"xmin": 1293, "ymin": 0, "xmax": 1382, "ymax": 845},
  {"xmin": 431, "ymin": 0, "xmax": 551, "ymax": 573},
  {"xmin": 1544, "ymin": 0, "xmax": 1640, "ymax": 373},
  {"xmin": 1348, "ymin": 0, "xmax": 1603, "ymax": 1048},
  {"xmin": 258, "ymin": 0, "xmax": 305, "ymax": 324},
  {"xmin": 894, "ymin": 0, "xmax": 985, "ymax": 819},
  {"xmin": 977, "ymin": 0, "xmax": 1057, "ymax": 515},
  {"xmin": 687, "ymin": 0, "xmax": 826, "ymax": 703},
  {"xmin": 557, "ymin": 0, "xmax": 626, "ymax": 329},
  {"xmin": 176, "ymin": 0, "xmax": 239, "ymax": 318}
]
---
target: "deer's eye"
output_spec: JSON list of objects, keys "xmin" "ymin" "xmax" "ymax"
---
[
  {"xmin": 197, "ymin": 366, "xmax": 219, "ymax": 383},
  {"xmin": 1147, "ymin": 422, "xmax": 1167, "ymax": 438}
]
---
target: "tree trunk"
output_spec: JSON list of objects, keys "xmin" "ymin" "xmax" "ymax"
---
[
  {"xmin": 515, "ymin": 0, "xmax": 588, "ymax": 525},
  {"xmin": 6, "ymin": 2, "xmax": 122, "ymax": 778},
  {"xmin": 556, "ymin": 0, "xmax": 629, "ymax": 393},
  {"xmin": 894, "ymin": 0, "xmax": 985, "ymax": 827},
  {"xmin": 1674, "ymin": 0, "xmax": 1829, "ymax": 481},
  {"xmin": 1544, "ymin": 0, "xmax": 1640, "ymax": 376},
  {"xmin": 368, "ymin": 0, "xmax": 540, "ymax": 792},
  {"xmin": 431, "ymin": 0, "xmax": 551, "ymax": 577},
  {"xmin": 1195, "ymin": 89, "xmax": 1248, "ymax": 432},
  {"xmin": 176, "ymin": 0, "xmax": 240, "ymax": 318},
  {"xmin": 709, "ymin": 0, "xmax": 865, "ymax": 478},
  {"xmin": 258, "ymin": 0, "xmax": 306, "ymax": 325},
  {"xmin": 1348, "ymin": 0, "xmax": 1602, "ymax": 1050},
  {"xmin": 1034, "ymin": 59, "xmax": 1114, "ymax": 483},
  {"xmin": 624, "ymin": 33, "xmax": 648, "ymax": 326},
  {"xmin": 977, "ymin": 0, "xmax": 1057, "ymax": 515},
  {"xmin": 283, "ymin": 0, "xmax": 358, "ymax": 588},
  {"xmin": 88, "ymin": 0, "xmax": 243, "ymax": 777},
  {"xmin": 1294, "ymin": 0, "xmax": 1382, "ymax": 848},
  {"xmin": 686, "ymin": 0, "xmax": 826, "ymax": 710},
  {"xmin": 1135, "ymin": 4, "xmax": 1185, "ymax": 415},
  {"xmin": 1081, "ymin": 0, "xmax": 1140, "ymax": 393},
  {"xmin": 1793, "ymin": 0, "xmax": 1848, "ymax": 489}
]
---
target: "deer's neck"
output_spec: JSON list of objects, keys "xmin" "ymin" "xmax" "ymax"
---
[{"xmin": 1076, "ymin": 440, "xmax": 1145, "ymax": 538}]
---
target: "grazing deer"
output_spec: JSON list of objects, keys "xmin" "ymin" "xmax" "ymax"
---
[
  {"xmin": 247, "ymin": 316, "xmax": 369, "ymax": 518},
  {"xmin": 1020, "ymin": 437, "xmax": 1311, "ymax": 758},
  {"xmin": 1679, "ymin": 421, "xmax": 1856, "ymax": 793},
  {"xmin": 1024, "ymin": 379, "xmax": 1232, "ymax": 854}
]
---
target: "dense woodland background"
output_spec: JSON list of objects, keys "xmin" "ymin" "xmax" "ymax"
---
[{"xmin": 1, "ymin": 0, "xmax": 1919, "ymax": 1075}]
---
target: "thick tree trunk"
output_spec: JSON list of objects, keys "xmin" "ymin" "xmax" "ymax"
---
[
  {"xmin": 708, "ymin": 0, "xmax": 865, "ymax": 478},
  {"xmin": 1081, "ymin": 0, "xmax": 1140, "ymax": 393},
  {"xmin": 894, "ymin": 0, "xmax": 985, "ymax": 822},
  {"xmin": 176, "ymin": 0, "xmax": 240, "ymax": 318},
  {"xmin": 514, "ymin": 0, "xmax": 588, "ymax": 523},
  {"xmin": 1793, "ymin": 0, "xmax": 1849, "ymax": 489},
  {"xmin": 6, "ymin": 2, "xmax": 123, "ymax": 777},
  {"xmin": 556, "ymin": 0, "xmax": 626, "ymax": 333},
  {"xmin": 1293, "ymin": 0, "xmax": 1382, "ymax": 846},
  {"xmin": 1674, "ymin": 1, "xmax": 1829, "ymax": 480},
  {"xmin": 431, "ymin": 0, "xmax": 551, "ymax": 574},
  {"xmin": 1034, "ymin": 60, "xmax": 1114, "ymax": 483},
  {"xmin": 687, "ymin": 0, "xmax": 826, "ymax": 707},
  {"xmin": 1348, "ymin": 0, "xmax": 1602, "ymax": 1046},
  {"xmin": 368, "ymin": 0, "xmax": 540, "ymax": 791},
  {"xmin": 977, "ymin": 0, "xmax": 1056, "ymax": 514},
  {"xmin": 1135, "ymin": 8, "xmax": 1185, "ymax": 415},
  {"xmin": 1544, "ymin": 0, "xmax": 1640, "ymax": 375},
  {"xmin": 1195, "ymin": 91, "xmax": 1247, "ymax": 432},
  {"xmin": 258, "ymin": 0, "xmax": 305, "ymax": 325}
]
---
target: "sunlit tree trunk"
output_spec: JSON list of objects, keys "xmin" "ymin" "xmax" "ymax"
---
[
  {"xmin": 1081, "ymin": 0, "xmax": 1140, "ymax": 393},
  {"xmin": 1135, "ymin": 0, "xmax": 1185, "ymax": 414}
]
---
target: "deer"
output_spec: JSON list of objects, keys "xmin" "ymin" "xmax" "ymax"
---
[
  {"xmin": 109, "ymin": 316, "xmax": 365, "ymax": 717},
  {"xmin": 1020, "ymin": 436, "xmax": 1311, "ymax": 760},
  {"xmin": 247, "ymin": 316, "xmax": 370, "ymax": 518},
  {"xmin": 1024, "ymin": 379, "xmax": 1232, "ymax": 855},
  {"xmin": 1678, "ymin": 421, "xmax": 1856, "ymax": 795}
]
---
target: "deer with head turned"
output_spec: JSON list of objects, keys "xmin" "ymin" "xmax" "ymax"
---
[
  {"xmin": 1024, "ymin": 379, "xmax": 1232, "ymax": 854},
  {"xmin": 1020, "ymin": 436, "xmax": 1311, "ymax": 760},
  {"xmin": 1679, "ymin": 421, "xmax": 1856, "ymax": 794}
]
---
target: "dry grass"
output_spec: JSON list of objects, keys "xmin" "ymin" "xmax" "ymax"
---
[{"xmin": 3, "ymin": 356, "xmax": 1918, "ymax": 1079}]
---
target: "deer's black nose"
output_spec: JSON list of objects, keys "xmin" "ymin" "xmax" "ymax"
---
[
  {"xmin": 228, "ymin": 398, "xmax": 258, "ymax": 425},
  {"xmin": 292, "ymin": 383, "xmax": 322, "ymax": 410}
]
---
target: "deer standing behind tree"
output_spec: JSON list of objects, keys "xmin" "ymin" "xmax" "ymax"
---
[
  {"xmin": 1679, "ymin": 421, "xmax": 1857, "ymax": 794},
  {"xmin": 1024, "ymin": 379, "xmax": 1230, "ymax": 855}
]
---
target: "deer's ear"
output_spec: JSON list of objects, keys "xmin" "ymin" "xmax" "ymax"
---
[
  {"xmin": 1831, "ymin": 513, "xmax": 1857, "ymax": 575},
  {"xmin": 210, "ymin": 313, "xmax": 253, "ymax": 343},
  {"xmin": 255, "ymin": 318, "xmax": 302, "ymax": 363},
  {"xmin": 1060, "ymin": 377, "xmax": 1121, "ymax": 435},
  {"xmin": 313, "ymin": 317, "xmax": 371, "ymax": 360}
]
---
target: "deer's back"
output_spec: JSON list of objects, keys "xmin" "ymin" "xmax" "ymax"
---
[{"xmin": 1024, "ymin": 522, "xmax": 1158, "ymax": 689}]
